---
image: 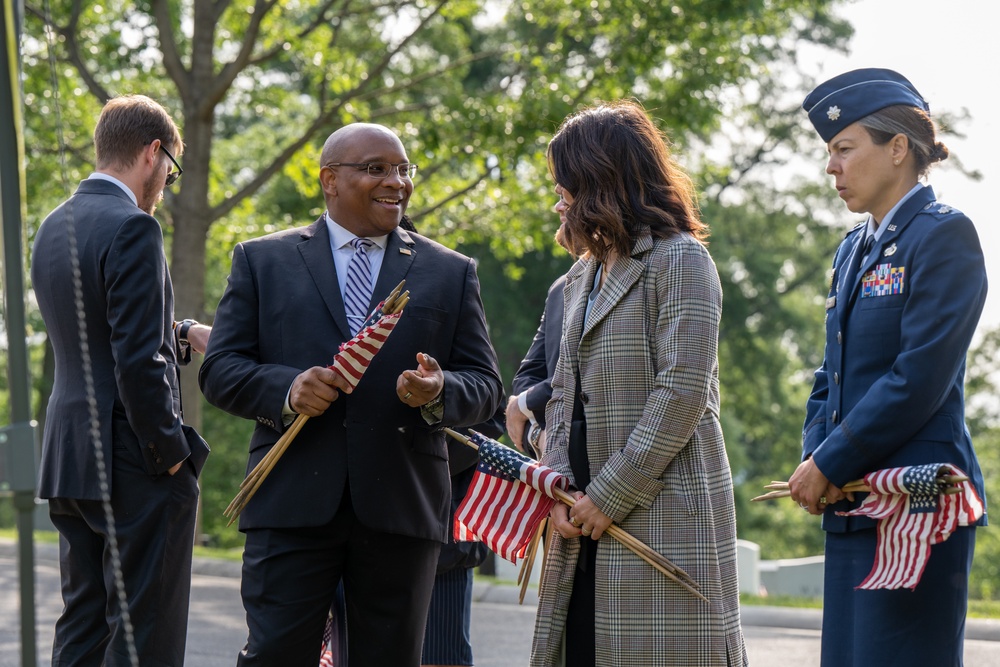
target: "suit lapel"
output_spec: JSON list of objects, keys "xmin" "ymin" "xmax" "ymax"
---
[
  {"xmin": 373, "ymin": 228, "xmax": 416, "ymax": 306},
  {"xmin": 298, "ymin": 217, "xmax": 353, "ymax": 340}
]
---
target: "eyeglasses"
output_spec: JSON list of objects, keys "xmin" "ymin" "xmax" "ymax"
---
[
  {"xmin": 325, "ymin": 162, "xmax": 418, "ymax": 180},
  {"xmin": 160, "ymin": 144, "xmax": 183, "ymax": 186}
]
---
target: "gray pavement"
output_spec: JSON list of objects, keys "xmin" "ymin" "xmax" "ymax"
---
[{"xmin": 3, "ymin": 538, "xmax": 1000, "ymax": 665}]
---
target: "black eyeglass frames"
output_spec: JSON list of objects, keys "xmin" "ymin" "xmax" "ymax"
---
[
  {"xmin": 160, "ymin": 144, "xmax": 183, "ymax": 186},
  {"xmin": 324, "ymin": 162, "xmax": 418, "ymax": 180}
]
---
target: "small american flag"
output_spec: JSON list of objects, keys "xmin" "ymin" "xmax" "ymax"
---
[
  {"xmin": 318, "ymin": 610, "xmax": 335, "ymax": 667},
  {"xmin": 328, "ymin": 307, "xmax": 401, "ymax": 388},
  {"xmin": 455, "ymin": 432, "xmax": 569, "ymax": 562},
  {"xmin": 836, "ymin": 463, "xmax": 983, "ymax": 590}
]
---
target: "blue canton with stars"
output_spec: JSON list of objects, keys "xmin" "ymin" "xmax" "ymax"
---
[
  {"xmin": 473, "ymin": 433, "xmax": 529, "ymax": 483},
  {"xmin": 903, "ymin": 463, "xmax": 942, "ymax": 513}
]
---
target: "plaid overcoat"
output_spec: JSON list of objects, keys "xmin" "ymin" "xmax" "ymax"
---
[{"xmin": 530, "ymin": 231, "xmax": 748, "ymax": 666}]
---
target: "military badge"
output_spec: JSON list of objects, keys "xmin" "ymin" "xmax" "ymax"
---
[
  {"xmin": 861, "ymin": 263, "xmax": 905, "ymax": 298},
  {"xmin": 827, "ymin": 105, "xmax": 841, "ymax": 121},
  {"xmin": 884, "ymin": 243, "xmax": 897, "ymax": 257}
]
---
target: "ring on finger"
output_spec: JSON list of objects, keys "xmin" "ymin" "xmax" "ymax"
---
[
  {"xmin": 569, "ymin": 517, "xmax": 580, "ymax": 527},
  {"xmin": 819, "ymin": 496, "xmax": 827, "ymax": 505},
  {"xmin": 581, "ymin": 528, "xmax": 592, "ymax": 536},
  {"xmin": 402, "ymin": 391, "xmax": 412, "ymax": 400}
]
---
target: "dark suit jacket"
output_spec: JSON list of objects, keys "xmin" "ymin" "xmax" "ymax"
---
[
  {"xmin": 31, "ymin": 178, "xmax": 209, "ymax": 500},
  {"xmin": 511, "ymin": 274, "xmax": 566, "ymax": 431},
  {"xmin": 803, "ymin": 185, "xmax": 988, "ymax": 530},
  {"xmin": 199, "ymin": 218, "xmax": 503, "ymax": 542}
]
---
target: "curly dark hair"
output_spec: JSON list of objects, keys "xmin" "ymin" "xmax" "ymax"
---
[{"xmin": 547, "ymin": 99, "xmax": 705, "ymax": 262}]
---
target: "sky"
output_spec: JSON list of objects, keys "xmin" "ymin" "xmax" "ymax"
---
[{"xmin": 799, "ymin": 0, "xmax": 1000, "ymax": 333}]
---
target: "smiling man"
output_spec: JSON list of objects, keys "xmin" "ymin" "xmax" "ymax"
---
[{"xmin": 199, "ymin": 123, "xmax": 503, "ymax": 667}]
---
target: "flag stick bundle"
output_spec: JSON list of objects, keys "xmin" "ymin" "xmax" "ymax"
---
[
  {"xmin": 224, "ymin": 281, "xmax": 409, "ymax": 525},
  {"xmin": 445, "ymin": 428, "xmax": 708, "ymax": 603},
  {"xmin": 750, "ymin": 473, "xmax": 968, "ymax": 502},
  {"xmin": 516, "ymin": 518, "xmax": 549, "ymax": 604}
]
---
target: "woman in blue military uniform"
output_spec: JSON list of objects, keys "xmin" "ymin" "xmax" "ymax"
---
[{"xmin": 788, "ymin": 68, "xmax": 988, "ymax": 666}]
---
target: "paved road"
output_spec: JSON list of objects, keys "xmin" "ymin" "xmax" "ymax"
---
[{"xmin": 3, "ymin": 541, "xmax": 1000, "ymax": 665}]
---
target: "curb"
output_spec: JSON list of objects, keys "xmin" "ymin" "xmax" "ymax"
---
[{"xmin": 5, "ymin": 538, "xmax": 1000, "ymax": 640}]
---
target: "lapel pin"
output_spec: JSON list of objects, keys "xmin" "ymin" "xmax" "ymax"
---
[
  {"xmin": 399, "ymin": 248, "xmax": 412, "ymax": 255},
  {"xmin": 887, "ymin": 224, "xmax": 897, "ymax": 231},
  {"xmin": 883, "ymin": 243, "xmax": 897, "ymax": 257}
]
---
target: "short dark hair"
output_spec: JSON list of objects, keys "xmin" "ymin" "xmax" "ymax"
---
[
  {"xmin": 94, "ymin": 95, "xmax": 182, "ymax": 171},
  {"xmin": 859, "ymin": 105, "xmax": 949, "ymax": 177},
  {"xmin": 547, "ymin": 100, "xmax": 705, "ymax": 262}
]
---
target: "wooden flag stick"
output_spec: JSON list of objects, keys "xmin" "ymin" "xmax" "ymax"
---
[
  {"xmin": 751, "ymin": 474, "xmax": 970, "ymax": 502},
  {"xmin": 445, "ymin": 428, "xmax": 708, "ymax": 603},
  {"xmin": 517, "ymin": 517, "xmax": 546, "ymax": 604},
  {"xmin": 224, "ymin": 281, "xmax": 409, "ymax": 524}
]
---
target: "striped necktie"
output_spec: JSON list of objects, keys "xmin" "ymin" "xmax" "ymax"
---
[{"xmin": 345, "ymin": 238, "xmax": 374, "ymax": 334}]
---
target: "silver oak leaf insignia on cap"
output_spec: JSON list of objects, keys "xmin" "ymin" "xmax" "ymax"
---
[{"xmin": 827, "ymin": 105, "xmax": 841, "ymax": 121}]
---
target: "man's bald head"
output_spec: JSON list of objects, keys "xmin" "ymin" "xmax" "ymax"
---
[{"xmin": 320, "ymin": 123, "xmax": 403, "ymax": 167}]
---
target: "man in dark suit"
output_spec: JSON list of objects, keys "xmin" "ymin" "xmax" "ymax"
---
[
  {"xmin": 199, "ymin": 122, "xmax": 503, "ymax": 667},
  {"xmin": 506, "ymin": 212, "xmax": 579, "ymax": 457},
  {"xmin": 506, "ymin": 275, "xmax": 565, "ymax": 456},
  {"xmin": 31, "ymin": 94, "xmax": 210, "ymax": 665}
]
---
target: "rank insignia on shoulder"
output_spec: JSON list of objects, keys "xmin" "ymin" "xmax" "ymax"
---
[
  {"xmin": 938, "ymin": 205, "xmax": 953, "ymax": 214},
  {"xmin": 883, "ymin": 243, "xmax": 897, "ymax": 257}
]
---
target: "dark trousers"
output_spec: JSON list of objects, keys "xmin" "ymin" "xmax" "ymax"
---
[
  {"xmin": 238, "ymin": 495, "xmax": 441, "ymax": 667},
  {"xmin": 821, "ymin": 526, "xmax": 975, "ymax": 667},
  {"xmin": 48, "ymin": 456, "xmax": 200, "ymax": 667}
]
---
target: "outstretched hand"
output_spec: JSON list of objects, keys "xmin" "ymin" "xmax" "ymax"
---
[{"xmin": 397, "ymin": 352, "xmax": 444, "ymax": 407}]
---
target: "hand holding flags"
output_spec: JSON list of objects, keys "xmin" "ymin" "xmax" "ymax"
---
[
  {"xmin": 224, "ymin": 281, "xmax": 409, "ymax": 524},
  {"xmin": 446, "ymin": 428, "xmax": 707, "ymax": 603},
  {"xmin": 836, "ymin": 463, "xmax": 982, "ymax": 590},
  {"xmin": 751, "ymin": 463, "xmax": 982, "ymax": 590}
]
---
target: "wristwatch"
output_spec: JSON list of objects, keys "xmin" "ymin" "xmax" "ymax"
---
[
  {"xmin": 424, "ymin": 390, "xmax": 444, "ymax": 413},
  {"xmin": 527, "ymin": 423, "xmax": 542, "ymax": 452},
  {"xmin": 174, "ymin": 318, "xmax": 197, "ymax": 363},
  {"xmin": 176, "ymin": 318, "xmax": 197, "ymax": 346}
]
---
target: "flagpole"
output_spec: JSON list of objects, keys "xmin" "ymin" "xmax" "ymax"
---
[{"xmin": 445, "ymin": 428, "xmax": 708, "ymax": 603}]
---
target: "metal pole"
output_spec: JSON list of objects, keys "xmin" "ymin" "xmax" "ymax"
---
[{"xmin": 1, "ymin": 0, "xmax": 39, "ymax": 665}]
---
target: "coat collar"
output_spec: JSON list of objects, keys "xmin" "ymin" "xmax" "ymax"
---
[
  {"xmin": 837, "ymin": 185, "xmax": 936, "ymax": 323},
  {"xmin": 855, "ymin": 185, "xmax": 935, "ymax": 277},
  {"xmin": 564, "ymin": 230, "xmax": 654, "ymax": 342},
  {"xmin": 297, "ymin": 218, "xmax": 416, "ymax": 340}
]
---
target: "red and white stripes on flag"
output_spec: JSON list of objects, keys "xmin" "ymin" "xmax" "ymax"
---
[
  {"xmin": 455, "ymin": 432, "xmax": 569, "ymax": 563},
  {"xmin": 836, "ymin": 463, "xmax": 983, "ymax": 590},
  {"xmin": 328, "ymin": 311, "xmax": 402, "ymax": 388}
]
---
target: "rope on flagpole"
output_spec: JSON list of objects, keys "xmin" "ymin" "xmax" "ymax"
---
[{"xmin": 445, "ymin": 428, "xmax": 708, "ymax": 603}]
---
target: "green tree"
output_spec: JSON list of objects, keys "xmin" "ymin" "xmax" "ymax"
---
[{"xmin": 19, "ymin": 0, "xmax": 852, "ymax": 543}]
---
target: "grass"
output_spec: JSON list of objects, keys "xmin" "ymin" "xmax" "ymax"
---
[{"xmin": 740, "ymin": 593, "xmax": 1000, "ymax": 619}]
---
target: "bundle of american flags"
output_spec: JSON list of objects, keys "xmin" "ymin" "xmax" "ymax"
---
[
  {"xmin": 454, "ymin": 431, "xmax": 569, "ymax": 562},
  {"xmin": 329, "ymin": 288, "xmax": 406, "ymax": 387},
  {"xmin": 224, "ymin": 281, "xmax": 409, "ymax": 523},
  {"xmin": 446, "ymin": 428, "xmax": 707, "ymax": 601},
  {"xmin": 836, "ymin": 463, "xmax": 983, "ymax": 590}
]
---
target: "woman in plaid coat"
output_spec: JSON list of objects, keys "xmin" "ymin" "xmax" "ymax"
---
[{"xmin": 530, "ymin": 101, "xmax": 747, "ymax": 667}]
